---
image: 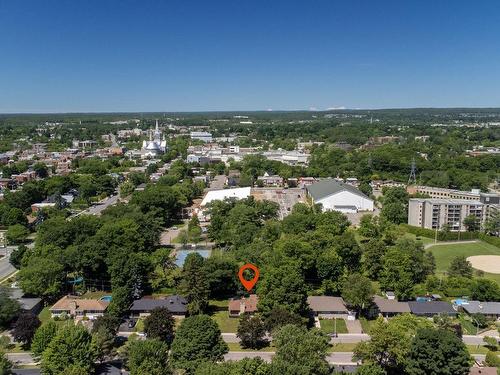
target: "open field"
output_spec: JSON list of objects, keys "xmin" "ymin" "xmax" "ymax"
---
[{"xmin": 428, "ymin": 241, "xmax": 500, "ymax": 283}]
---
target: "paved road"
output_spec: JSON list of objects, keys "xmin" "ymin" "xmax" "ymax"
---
[
  {"xmin": 0, "ymin": 247, "xmax": 16, "ymax": 281},
  {"xmin": 86, "ymin": 194, "xmax": 120, "ymax": 216},
  {"xmin": 6, "ymin": 352, "xmax": 36, "ymax": 366},
  {"xmin": 222, "ymin": 332, "xmax": 371, "ymax": 344},
  {"xmin": 224, "ymin": 351, "xmax": 357, "ymax": 365}
]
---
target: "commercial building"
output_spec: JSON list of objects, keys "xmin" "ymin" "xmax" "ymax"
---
[
  {"xmin": 408, "ymin": 198, "xmax": 485, "ymax": 231},
  {"xmin": 190, "ymin": 131, "xmax": 213, "ymax": 143},
  {"xmin": 306, "ymin": 179, "xmax": 374, "ymax": 213}
]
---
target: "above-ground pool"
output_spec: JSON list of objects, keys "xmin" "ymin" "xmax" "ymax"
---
[
  {"xmin": 175, "ymin": 249, "xmax": 211, "ymax": 267},
  {"xmin": 100, "ymin": 296, "xmax": 112, "ymax": 302}
]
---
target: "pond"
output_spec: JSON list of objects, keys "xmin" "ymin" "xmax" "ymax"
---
[{"xmin": 175, "ymin": 249, "xmax": 211, "ymax": 267}]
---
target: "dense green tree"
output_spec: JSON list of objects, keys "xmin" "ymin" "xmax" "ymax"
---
[
  {"xmin": 448, "ymin": 256, "xmax": 473, "ymax": 278},
  {"xmin": 18, "ymin": 256, "xmax": 65, "ymax": 298},
  {"xmin": 463, "ymin": 215, "xmax": 480, "ymax": 232},
  {"xmin": 237, "ymin": 314, "xmax": 267, "ymax": 349},
  {"xmin": 406, "ymin": 328, "xmax": 471, "ymax": 375},
  {"xmin": 263, "ymin": 306, "xmax": 305, "ymax": 333},
  {"xmin": 271, "ymin": 324, "xmax": 330, "ymax": 375},
  {"xmin": 144, "ymin": 307, "xmax": 175, "ymax": 343},
  {"xmin": 178, "ymin": 253, "xmax": 210, "ymax": 314},
  {"xmin": 0, "ymin": 351, "xmax": 12, "ymax": 375},
  {"xmin": 107, "ymin": 286, "xmax": 133, "ymax": 318},
  {"xmin": 342, "ymin": 273, "xmax": 374, "ymax": 314},
  {"xmin": 380, "ymin": 239, "xmax": 430, "ymax": 300},
  {"xmin": 358, "ymin": 215, "xmax": 381, "ymax": 238},
  {"xmin": 354, "ymin": 315, "xmax": 432, "ymax": 375},
  {"xmin": 0, "ymin": 288, "xmax": 20, "ymax": 329},
  {"xmin": 355, "ymin": 364, "xmax": 387, "ymax": 375},
  {"xmin": 203, "ymin": 255, "xmax": 238, "ymax": 299},
  {"xmin": 170, "ymin": 315, "xmax": 228, "ymax": 373},
  {"xmin": 362, "ymin": 239, "xmax": 386, "ymax": 279},
  {"xmin": 380, "ymin": 187, "xmax": 409, "ymax": 224},
  {"xmin": 6, "ymin": 224, "xmax": 29, "ymax": 245},
  {"xmin": 316, "ymin": 248, "xmax": 344, "ymax": 294},
  {"xmin": 41, "ymin": 325, "xmax": 96, "ymax": 375},
  {"xmin": 8, "ymin": 244, "xmax": 28, "ymax": 269},
  {"xmin": 11, "ymin": 312, "xmax": 40, "ymax": 347},
  {"xmin": 126, "ymin": 339, "xmax": 171, "ymax": 375},
  {"xmin": 195, "ymin": 357, "xmax": 271, "ymax": 375},
  {"xmin": 333, "ymin": 231, "xmax": 362, "ymax": 271},
  {"xmin": 92, "ymin": 324, "xmax": 116, "ymax": 363},
  {"xmin": 471, "ymin": 278, "xmax": 500, "ymax": 301},
  {"xmin": 257, "ymin": 263, "xmax": 309, "ymax": 317},
  {"xmin": 31, "ymin": 321, "xmax": 58, "ymax": 358}
]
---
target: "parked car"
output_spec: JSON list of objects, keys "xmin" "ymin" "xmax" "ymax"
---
[{"xmin": 128, "ymin": 319, "xmax": 136, "ymax": 328}]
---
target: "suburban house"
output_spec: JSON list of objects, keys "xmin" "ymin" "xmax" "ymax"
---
[
  {"xmin": 306, "ymin": 179, "xmax": 374, "ymax": 213},
  {"xmin": 8, "ymin": 288, "xmax": 43, "ymax": 315},
  {"xmin": 461, "ymin": 301, "xmax": 500, "ymax": 319},
  {"xmin": 228, "ymin": 294, "xmax": 258, "ymax": 317},
  {"xmin": 372, "ymin": 295, "xmax": 411, "ymax": 318},
  {"xmin": 50, "ymin": 295, "xmax": 109, "ymax": 320},
  {"xmin": 408, "ymin": 301, "xmax": 457, "ymax": 317},
  {"xmin": 129, "ymin": 295, "xmax": 188, "ymax": 318},
  {"xmin": 307, "ymin": 296, "xmax": 349, "ymax": 319}
]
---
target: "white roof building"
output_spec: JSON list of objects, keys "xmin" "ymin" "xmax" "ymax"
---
[{"xmin": 201, "ymin": 187, "xmax": 251, "ymax": 207}]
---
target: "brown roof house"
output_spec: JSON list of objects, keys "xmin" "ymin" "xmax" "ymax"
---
[
  {"xmin": 373, "ymin": 295, "xmax": 411, "ymax": 317},
  {"xmin": 228, "ymin": 294, "xmax": 258, "ymax": 317},
  {"xmin": 307, "ymin": 296, "xmax": 350, "ymax": 319},
  {"xmin": 50, "ymin": 295, "xmax": 109, "ymax": 320}
]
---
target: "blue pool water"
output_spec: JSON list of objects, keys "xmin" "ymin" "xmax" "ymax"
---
[
  {"xmin": 100, "ymin": 296, "xmax": 112, "ymax": 302},
  {"xmin": 175, "ymin": 249, "xmax": 211, "ymax": 267}
]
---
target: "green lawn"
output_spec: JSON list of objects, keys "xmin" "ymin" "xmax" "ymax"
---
[
  {"xmin": 134, "ymin": 318, "xmax": 145, "ymax": 333},
  {"xmin": 403, "ymin": 232, "xmax": 435, "ymax": 246},
  {"xmin": 212, "ymin": 311, "xmax": 239, "ymax": 333},
  {"xmin": 428, "ymin": 241, "xmax": 500, "ymax": 283},
  {"xmin": 38, "ymin": 307, "xmax": 74, "ymax": 328},
  {"xmin": 226, "ymin": 342, "xmax": 275, "ymax": 352},
  {"xmin": 359, "ymin": 317, "xmax": 377, "ymax": 335},
  {"xmin": 319, "ymin": 318, "xmax": 348, "ymax": 334},
  {"xmin": 458, "ymin": 315, "xmax": 479, "ymax": 335}
]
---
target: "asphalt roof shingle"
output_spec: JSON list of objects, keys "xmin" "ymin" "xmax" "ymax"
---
[{"xmin": 408, "ymin": 301, "xmax": 457, "ymax": 315}]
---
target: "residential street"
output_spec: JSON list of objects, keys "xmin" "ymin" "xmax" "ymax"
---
[{"xmin": 0, "ymin": 247, "xmax": 16, "ymax": 281}]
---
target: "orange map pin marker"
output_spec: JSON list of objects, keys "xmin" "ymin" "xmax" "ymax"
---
[{"xmin": 238, "ymin": 263, "xmax": 260, "ymax": 291}]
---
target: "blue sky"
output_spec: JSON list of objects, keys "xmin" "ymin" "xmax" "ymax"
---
[{"xmin": 1, "ymin": 0, "xmax": 499, "ymax": 112}]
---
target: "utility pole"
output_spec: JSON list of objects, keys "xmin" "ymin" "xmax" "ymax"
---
[{"xmin": 408, "ymin": 158, "xmax": 417, "ymax": 185}]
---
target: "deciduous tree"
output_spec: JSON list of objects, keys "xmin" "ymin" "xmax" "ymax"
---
[{"xmin": 170, "ymin": 315, "xmax": 228, "ymax": 373}]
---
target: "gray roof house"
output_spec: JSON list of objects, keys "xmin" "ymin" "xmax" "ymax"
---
[
  {"xmin": 307, "ymin": 296, "xmax": 349, "ymax": 318},
  {"xmin": 373, "ymin": 295, "xmax": 411, "ymax": 317},
  {"xmin": 8, "ymin": 288, "xmax": 43, "ymax": 315},
  {"xmin": 408, "ymin": 301, "xmax": 457, "ymax": 317},
  {"xmin": 306, "ymin": 179, "xmax": 374, "ymax": 213},
  {"xmin": 129, "ymin": 295, "xmax": 188, "ymax": 317},
  {"xmin": 461, "ymin": 301, "xmax": 500, "ymax": 318}
]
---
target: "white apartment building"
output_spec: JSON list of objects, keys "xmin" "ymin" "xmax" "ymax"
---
[{"xmin": 408, "ymin": 198, "xmax": 485, "ymax": 231}]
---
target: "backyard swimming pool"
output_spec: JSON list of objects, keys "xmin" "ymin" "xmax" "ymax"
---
[
  {"xmin": 100, "ymin": 296, "xmax": 112, "ymax": 302},
  {"xmin": 175, "ymin": 249, "xmax": 211, "ymax": 267}
]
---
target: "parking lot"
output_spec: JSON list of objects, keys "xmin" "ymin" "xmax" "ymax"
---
[{"xmin": 252, "ymin": 187, "xmax": 305, "ymax": 219}]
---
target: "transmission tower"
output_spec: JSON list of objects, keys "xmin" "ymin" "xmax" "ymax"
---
[{"xmin": 408, "ymin": 158, "xmax": 417, "ymax": 185}]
